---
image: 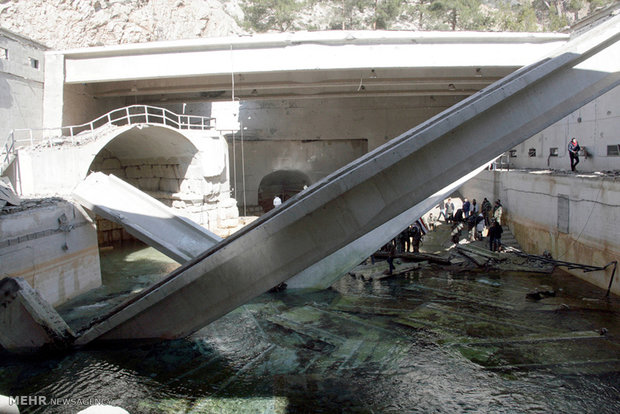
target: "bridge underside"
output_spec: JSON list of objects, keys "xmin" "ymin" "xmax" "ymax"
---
[
  {"xmin": 72, "ymin": 16, "xmax": 619, "ymax": 345},
  {"xmin": 45, "ymin": 31, "xmax": 569, "ymax": 131}
]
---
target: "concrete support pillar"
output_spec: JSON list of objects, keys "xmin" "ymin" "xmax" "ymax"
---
[{"xmin": 42, "ymin": 53, "xmax": 65, "ymax": 130}]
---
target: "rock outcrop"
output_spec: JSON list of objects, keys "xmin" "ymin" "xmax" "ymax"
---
[{"xmin": 0, "ymin": 0, "xmax": 245, "ymax": 49}]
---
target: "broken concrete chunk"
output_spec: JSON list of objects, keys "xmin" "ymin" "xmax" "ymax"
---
[
  {"xmin": 0, "ymin": 177, "xmax": 21, "ymax": 208},
  {"xmin": 0, "ymin": 277, "xmax": 75, "ymax": 353}
]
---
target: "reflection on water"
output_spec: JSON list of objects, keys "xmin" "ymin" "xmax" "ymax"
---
[
  {"xmin": 1, "ymin": 242, "xmax": 620, "ymax": 413},
  {"xmin": 56, "ymin": 241, "xmax": 180, "ymax": 331}
]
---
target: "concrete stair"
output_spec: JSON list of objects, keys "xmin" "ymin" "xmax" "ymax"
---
[{"xmin": 501, "ymin": 227, "xmax": 521, "ymax": 251}]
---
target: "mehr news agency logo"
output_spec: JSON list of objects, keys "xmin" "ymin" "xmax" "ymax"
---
[{"xmin": 8, "ymin": 395, "xmax": 114, "ymax": 408}]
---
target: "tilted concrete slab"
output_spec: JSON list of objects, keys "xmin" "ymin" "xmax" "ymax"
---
[
  {"xmin": 75, "ymin": 16, "xmax": 620, "ymax": 345},
  {"xmin": 0, "ymin": 277, "xmax": 75, "ymax": 353},
  {"xmin": 71, "ymin": 171, "xmax": 358, "ymax": 290},
  {"xmin": 72, "ymin": 172, "xmax": 222, "ymax": 263},
  {"xmin": 75, "ymin": 168, "xmax": 466, "ymax": 290},
  {"xmin": 285, "ymin": 162, "xmax": 490, "ymax": 290}
]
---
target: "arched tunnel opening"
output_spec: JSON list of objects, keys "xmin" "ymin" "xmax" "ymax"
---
[
  {"xmin": 86, "ymin": 126, "xmax": 200, "ymax": 246},
  {"xmin": 257, "ymin": 170, "xmax": 312, "ymax": 213}
]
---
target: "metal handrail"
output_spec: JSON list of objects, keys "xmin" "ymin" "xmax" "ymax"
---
[
  {"xmin": 1, "ymin": 105, "xmax": 215, "ymax": 172},
  {"xmin": 1, "ymin": 131, "xmax": 16, "ymax": 173}
]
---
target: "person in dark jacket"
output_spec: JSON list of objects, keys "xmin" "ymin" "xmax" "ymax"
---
[
  {"xmin": 481, "ymin": 197, "xmax": 492, "ymax": 226},
  {"xmin": 453, "ymin": 208, "xmax": 464, "ymax": 222},
  {"xmin": 386, "ymin": 242, "xmax": 396, "ymax": 275},
  {"xmin": 488, "ymin": 220, "xmax": 503, "ymax": 252},
  {"xmin": 462, "ymin": 198, "xmax": 470, "ymax": 217},
  {"xmin": 410, "ymin": 224, "xmax": 422, "ymax": 253},
  {"xmin": 568, "ymin": 138, "xmax": 581, "ymax": 171}
]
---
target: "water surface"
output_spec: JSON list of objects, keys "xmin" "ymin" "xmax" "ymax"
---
[{"xmin": 2, "ymin": 242, "xmax": 619, "ymax": 413}]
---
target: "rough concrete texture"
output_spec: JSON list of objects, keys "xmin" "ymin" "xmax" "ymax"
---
[
  {"xmin": 75, "ymin": 16, "xmax": 620, "ymax": 344},
  {"xmin": 0, "ymin": 198, "xmax": 101, "ymax": 306},
  {"xmin": 230, "ymin": 138, "xmax": 368, "ymax": 207},
  {"xmin": 461, "ymin": 169, "xmax": 620, "ymax": 295},
  {"xmin": 237, "ymin": 96, "xmax": 462, "ymax": 152},
  {"xmin": 0, "ymin": 177, "xmax": 20, "ymax": 208},
  {"xmin": 0, "ymin": 277, "xmax": 75, "ymax": 353}
]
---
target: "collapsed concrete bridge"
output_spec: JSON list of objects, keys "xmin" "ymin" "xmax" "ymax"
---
[
  {"xmin": 70, "ymin": 16, "xmax": 620, "ymax": 345},
  {"xmin": 1, "ymin": 14, "xmax": 619, "ymax": 353}
]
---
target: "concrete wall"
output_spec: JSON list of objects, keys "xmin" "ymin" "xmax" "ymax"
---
[
  {"xmin": 229, "ymin": 138, "xmax": 368, "ymax": 210},
  {"xmin": 461, "ymin": 170, "xmax": 620, "ymax": 296},
  {"xmin": 63, "ymin": 83, "xmax": 126, "ymax": 127},
  {"xmin": 238, "ymin": 96, "xmax": 462, "ymax": 151},
  {"xmin": 0, "ymin": 199, "xmax": 102, "ymax": 306},
  {"xmin": 507, "ymin": 84, "xmax": 620, "ymax": 172},
  {"xmin": 227, "ymin": 96, "xmax": 460, "ymax": 209},
  {"xmin": 43, "ymin": 53, "xmax": 127, "ymax": 130},
  {"xmin": 0, "ymin": 29, "xmax": 47, "ymax": 140}
]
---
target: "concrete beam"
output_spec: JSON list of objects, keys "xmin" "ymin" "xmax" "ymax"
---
[
  {"xmin": 60, "ymin": 31, "xmax": 568, "ymax": 83},
  {"xmin": 75, "ymin": 16, "xmax": 620, "ymax": 345},
  {"xmin": 51, "ymin": 31, "xmax": 568, "ymax": 104},
  {"xmin": 72, "ymin": 172, "xmax": 222, "ymax": 263},
  {"xmin": 42, "ymin": 53, "xmax": 65, "ymax": 129}
]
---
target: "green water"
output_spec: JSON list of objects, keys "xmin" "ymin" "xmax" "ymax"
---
[{"xmin": 1, "ymin": 242, "xmax": 620, "ymax": 413}]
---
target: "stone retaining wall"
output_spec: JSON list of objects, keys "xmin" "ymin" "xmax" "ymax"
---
[{"xmin": 91, "ymin": 149, "xmax": 238, "ymax": 240}]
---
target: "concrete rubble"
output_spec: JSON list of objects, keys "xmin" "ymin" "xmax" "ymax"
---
[
  {"xmin": 0, "ymin": 277, "xmax": 75, "ymax": 353},
  {"xmin": 344, "ymin": 218, "xmax": 557, "ymax": 289},
  {"xmin": 0, "ymin": 177, "xmax": 20, "ymax": 210}
]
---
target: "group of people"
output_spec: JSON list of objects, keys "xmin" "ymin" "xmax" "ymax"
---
[
  {"xmin": 438, "ymin": 196, "xmax": 505, "ymax": 252},
  {"xmin": 383, "ymin": 222, "xmax": 425, "ymax": 275},
  {"xmin": 397, "ymin": 223, "xmax": 424, "ymax": 254}
]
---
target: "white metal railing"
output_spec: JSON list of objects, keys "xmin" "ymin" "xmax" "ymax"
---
[
  {"xmin": 1, "ymin": 105, "xmax": 215, "ymax": 173},
  {"xmin": 491, "ymin": 153, "xmax": 511, "ymax": 170},
  {"xmin": 1, "ymin": 131, "xmax": 15, "ymax": 172}
]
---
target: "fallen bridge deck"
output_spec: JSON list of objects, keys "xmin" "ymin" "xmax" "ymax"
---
[{"xmin": 74, "ymin": 15, "xmax": 620, "ymax": 345}]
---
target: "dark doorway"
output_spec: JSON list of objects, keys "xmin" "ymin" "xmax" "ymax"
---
[{"xmin": 258, "ymin": 170, "xmax": 311, "ymax": 212}]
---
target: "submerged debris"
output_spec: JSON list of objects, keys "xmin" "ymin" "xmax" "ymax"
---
[
  {"xmin": 269, "ymin": 282, "xmax": 288, "ymax": 293},
  {"xmin": 348, "ymin": 260, "xmax": 420, "ymax": 281},
  {"xmin": 526, "ymin": 289, "xmax": 557, "ymax": 301}
]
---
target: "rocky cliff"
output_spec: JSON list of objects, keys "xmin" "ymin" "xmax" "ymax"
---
[{"xmin": 0, "ymin": 0, "xmax": 245, "ymax": 49}]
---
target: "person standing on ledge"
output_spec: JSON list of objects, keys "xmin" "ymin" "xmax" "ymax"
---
[{"xmin": 568, "ymin": 137, "xmax": 581, "ymax": 171}]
